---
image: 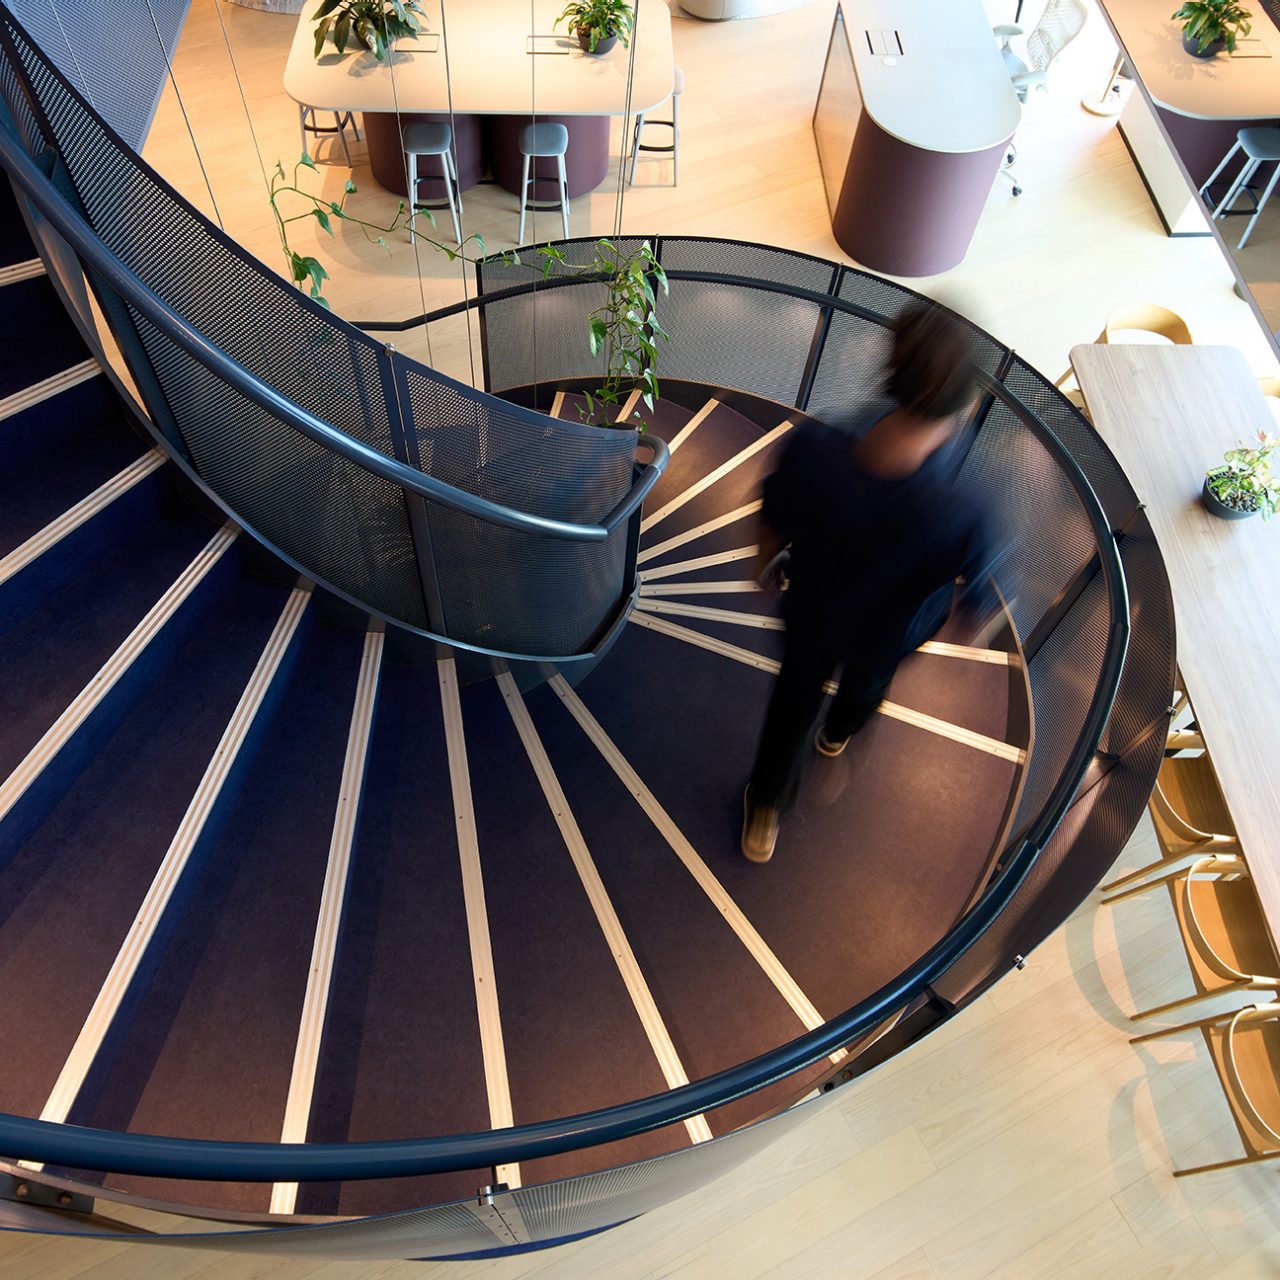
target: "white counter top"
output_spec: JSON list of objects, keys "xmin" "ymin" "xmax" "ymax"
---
[
  {"xmin": 1101, "ymin": 0, "xmax": 1280, "ymax": 120},
  {"xmin": 839, "ymin": 0, "xmax": 1020, "ymax": 153},
  {"xmin": 284, "ymin": 0, "xmax": 673, "ymax": 116}
]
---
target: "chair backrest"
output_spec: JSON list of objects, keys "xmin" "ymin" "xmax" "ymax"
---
[
  {"xmin": 1223, "ymin": 1004, "xmax": 1280, "ymax": 1150},
  {"xmin": 1101, "ymin": 303, "xmax": 1194, "ymax": 347},
  {"xmin": 1179, "ymin": 855, "xmax": 1274, "ymax": 985},
  {"xmin": 1027, "ymin": 0, "xmax": 1088, "ymax": 72},
  {"xmin": 1149, "ymin": 756, "xmax": 1234, "ymax": 848}
]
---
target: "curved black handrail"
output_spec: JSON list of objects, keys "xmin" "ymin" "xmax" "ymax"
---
[
  {"xmin": 0, "ymin": 359, "xmax": 1129, "ymax": 1182},
  {"xmin": 0, "ymin": 130, "xmax": 667, "ymax": 545}
]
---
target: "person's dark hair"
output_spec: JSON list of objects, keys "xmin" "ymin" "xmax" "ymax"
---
[{"xmin": 887, "ymin": 304, "xmax": 976, "ymax": 420}]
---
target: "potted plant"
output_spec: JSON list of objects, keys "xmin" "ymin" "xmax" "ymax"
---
[
  {"xmin": 1202, "ymin": 430, "xmax": 1277, "ymax": 519},
  {"xmin": 1171, "ymin": 0, "xmax": 1251, "ymax": 57},
  {"xmin": 312, "ymin": 0, "xmax": 427, "ymax": 61},
  {"xmin": 554, "ymin": 0, "xmax": 635, "ymax": 55}
]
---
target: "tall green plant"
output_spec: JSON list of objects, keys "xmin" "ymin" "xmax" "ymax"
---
[
  {"xmin": 531, "ymin": 239, "xmax": 668, "ymax": 430},
  {"xmin": 269, "ymin": 153, "xmax": 485, "ymax": 310}
]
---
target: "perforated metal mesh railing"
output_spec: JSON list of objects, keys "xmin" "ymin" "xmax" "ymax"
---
[{"xmin": 0, "ymin": 4, "xmax": 652, "ymax": 663}]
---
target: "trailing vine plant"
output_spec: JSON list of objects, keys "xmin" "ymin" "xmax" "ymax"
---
[{"xmin": 269, "ymin": 152, "xmax": 486, "ymax": 310}]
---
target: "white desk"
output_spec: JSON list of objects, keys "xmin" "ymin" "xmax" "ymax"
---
[
  {"xmin": 813, "ymin": 0, "xmax": 1019, "ymax": 276},
  {"xmin": 283, "ymin": 0, "xmax": 674, "ymax": 117}
]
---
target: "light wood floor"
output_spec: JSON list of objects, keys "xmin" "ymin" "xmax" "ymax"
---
[{"xmin": 8, "ymin": 1, "xmax": 1280, "ymax": 1275}]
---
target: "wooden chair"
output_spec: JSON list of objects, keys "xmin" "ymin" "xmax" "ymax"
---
[
  {"xmin": 1102, "ymin": 754, "xmax": 1238, "ymax": 898},
  {"xmin": 1117, "ymin": 855, "xmax": 1280, "ymax": 1021},
  {"xmin": 1132, "ymin": 1002, "xmax": 1280, "ymax": 1176},
  {"xmin": 1164, "ymin": 670, "xmax": 1204, "ymax": 754},
  {"xmin": 1056, "ymin": 303, "xmax": 1194, "ymax": 395}
]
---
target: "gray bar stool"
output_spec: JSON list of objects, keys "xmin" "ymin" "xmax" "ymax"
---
[
  {"xmin": 629, "ymin": 65, "xmax": 683, "ymax": 186},
  {"xmin": 299, "ymin": 105, "xmax": 360, "ymax": 166},
  {"xmin": 1200, "ymin": 127, "xmax": 1280, "ymax": 250},
  {"xmin": 404, "ymin": 119, "xmax": 462, "ymax": 244},
  {"xmin": 518, "ymin": 122, "xmax": 570, "ymax": 242}
]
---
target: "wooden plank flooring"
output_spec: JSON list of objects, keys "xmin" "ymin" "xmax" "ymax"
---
[{"xmin": 7, "ymin": 0, "xmax": 1280, "ymax": 1274}]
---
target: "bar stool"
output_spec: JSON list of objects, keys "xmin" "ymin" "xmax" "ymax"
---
[
  {"xmin": 404, "ymin": 120, "xmax": 462, "ymax": 245},
  {"xmin": 518, "ymin": 122, "xmax": 570, "ymax": 243},
  {"xmin": 1199, "ymin": 127, "xmax": 1280, "ymax": 250},
  {"xmin": 629, "ymin": 65, "xmax": 684, "ymax": 186},
  {"xmin": 298, "ymin": 105, "xmax": 360, "ymax": 166}
]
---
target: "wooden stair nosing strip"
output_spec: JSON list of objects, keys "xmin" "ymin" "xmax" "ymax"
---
[
  {"xmin": 638, "ymin": 544, "xmax": 759, "ymax": 581},
  {"xmin": 0, "ymin": 259, "xmax": 46, "ymax": 286},
  {"xmin": 0, "ymin": 360, "xmax": 100, "ymax": 423},
  {"xmin": 547, "ymin": 673, "xmax": 845, "ymax": 1070},
  {"xmin": 615, "ymin": 387, "xmax": 643, "ymax": 423},
  {"xmin": 271, "ymin": 628, "xmax": 384, "ymax": 1217},
  {"xmin": 29, "ymin": 581, "xmax": 313, "ymax": 1143},
  {"xmin": 0, "ymin": 524, "xmax": 240, "ymax": 825},
  {"xmin": 638, "ymin": 421, "xmax": 792, "ymax": 535},
  {"xmin": 0, "ymin": 450, "xmax": 166, "ymax": 588},
  {"xmin": 550, "ymin": 390, "xmax": 566, "ymax": 418},
  {"xmin": 665, "ymin": 398, "xmax": 721, "ymax": 456},
  {"xmin": 636, "ymin": 599, "xmax": 784, "ymax": 631},
  {"xmin": 438, "ymin": 656, "xmax": 520, "ymax": 1191},
  {"xmin": 636, "ymin": 503, "xmax": 762, "ymax": 567},
  {"xmin": 496, "ymin": 671, "xmax": 712, "ymax": 1147},
  {"xmin": 639, "ymin": 580, "xmax": 762, "ymax": 597},
  {"xmin": 626, "ymin": 612, "xmax": 1024, "ymax": 764}
]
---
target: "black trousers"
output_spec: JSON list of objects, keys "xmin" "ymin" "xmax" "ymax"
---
[{"xmin": 748, "ymin": 619, "xmax": 900, "ymax": 813}]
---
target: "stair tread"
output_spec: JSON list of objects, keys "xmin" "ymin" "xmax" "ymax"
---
[
  {"xmin": 565, "ymin": 624, "xmax": 1018, "ymax": 1049},
  {"xmin": 465, "ymin": 677, "xmax": 688, "ymax": 1184},
  {"xmin": 298, "ymin": 660, "xmax": 491, "ymax": 1218},
  {"xmin": 523, "ymin": 668, "xmax": 817, "ymax": 1139},
  {"xmin": 0, "ymin": 569, "xmax": 289, "ymax": 1122},
  {"xmin": 0, "ymin": 503, "xmax": 217, "ymax": 781},
  {"xmin": 0, "ymin": 277, "xmax": 92, "ymax": 400},
  {"xmin": 86, "ymin": 625, "xmax": 365, "ymax": 1215}
]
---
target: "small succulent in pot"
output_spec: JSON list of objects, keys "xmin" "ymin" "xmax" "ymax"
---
[
  {"xmin": 1171, "ymin": 0, "xmax": 1252, "ymax": 56},
  {"xmin": 554, "ymin": 0, "xmax": 635, "ymax": 55},
  {"xmin": 1202, "ymin": 429, "xmax": 1278, "ymax": 519},
  {"xmin": 313, "ymin": 0, "xmax": 427, "ymax": 61}
]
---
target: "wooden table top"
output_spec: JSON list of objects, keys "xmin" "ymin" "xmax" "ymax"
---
[
  {"xmin": 284, "ymin": 0, "xmax": 675, "ymax": 116},
  {"xmin": 1070, "ymin": 343, "xmax": 1280, "ymax": 939}
]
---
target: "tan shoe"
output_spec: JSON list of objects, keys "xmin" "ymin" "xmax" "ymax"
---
[{"xmin": 741, "ymin": 787, "xmax": 779, "ymax": 863}]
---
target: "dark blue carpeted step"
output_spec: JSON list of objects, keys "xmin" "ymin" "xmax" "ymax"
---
[
  {"xmin": 0, "ymin": 176, "xmax": 34, "ymax": 269},
  {"xmin": 80, "ymin": 624, "xmax": 365, "ymax": 1215},
  {"xmin": 0, "ymin": 568, "xmax": 291, "ymax": 1123},
  {"xmin": 0, "ymin": 374, "xmax": 138, "ymax": 476},
  {"xmin": 634, "ymin": 603, "xmax": 1017, "ymax": 742},
  {"xmin": 0, "ymin": 276, "xmax": 92, "ymax": 399},
  {"xmin": 638, "ymin": 509, "xmax": 761, "ymax": 578},
  {"xmin": 563, "ymin": 623, "xmax": 1018, "ymax": 1043},
  {"xmin": 463, "ymin": 677, "xmax": 686, "ymax": 1186},
  {"xmin": 298, "ymin": 659, "xmax": 489, "ymax": 1218},
  {"xmin": 522, "ymin": 670, "xmax": 819, "ymax": 1138},
  {"xmin": 0, "ymin": 497, "xmax": 216, "ymax": 786},
  {"xmin": 641, "ymin": 400, "xmax": 765, "ymax": 518},
  {"xmin": 0, "ymin": 377, "xmax": 147, "ymax": 558}
]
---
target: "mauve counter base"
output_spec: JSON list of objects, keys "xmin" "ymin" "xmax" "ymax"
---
[{"xmin": 831, "ymin": 117, "xmax": 1009, "ymax": 278}]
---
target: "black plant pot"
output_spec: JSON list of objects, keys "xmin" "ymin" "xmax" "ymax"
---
[
  {"xmin": 577, "ymin": 27, "xmax": 618, "ymax": 55},
  {"xmin": 1201, "ymin": 477, "xmax": 1257, "ymax": 520},
  {"xmin": 1182, "ymin": 31, "xmax": 1225, "ymax": 58}
]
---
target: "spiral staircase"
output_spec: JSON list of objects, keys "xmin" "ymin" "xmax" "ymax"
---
[{"xmin": 0, "ymin": 3, "xmax": 1175, "ymax": 1262}]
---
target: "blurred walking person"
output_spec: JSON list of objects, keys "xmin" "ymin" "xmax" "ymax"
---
[{"xmin": 742, "ymin": 304, "xmax": 1001, "ymax": 863}]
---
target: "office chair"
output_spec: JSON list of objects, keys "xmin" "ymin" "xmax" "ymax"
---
[{"xmin": 993, "ymin": 0, "xmax": 1089, "ymax": 195}]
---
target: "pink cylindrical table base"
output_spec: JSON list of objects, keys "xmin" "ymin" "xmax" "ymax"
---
[
  {"xmin": 488, "ymin": 114, "xmax": 611, "ymax": 201},
  {"xmin": 363, "ymin": 111, "xmax": 485, "ymax": 199},
  {"xmin": 831, "ymin": 117, "xmax": 1009, "ymax": 277}
]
